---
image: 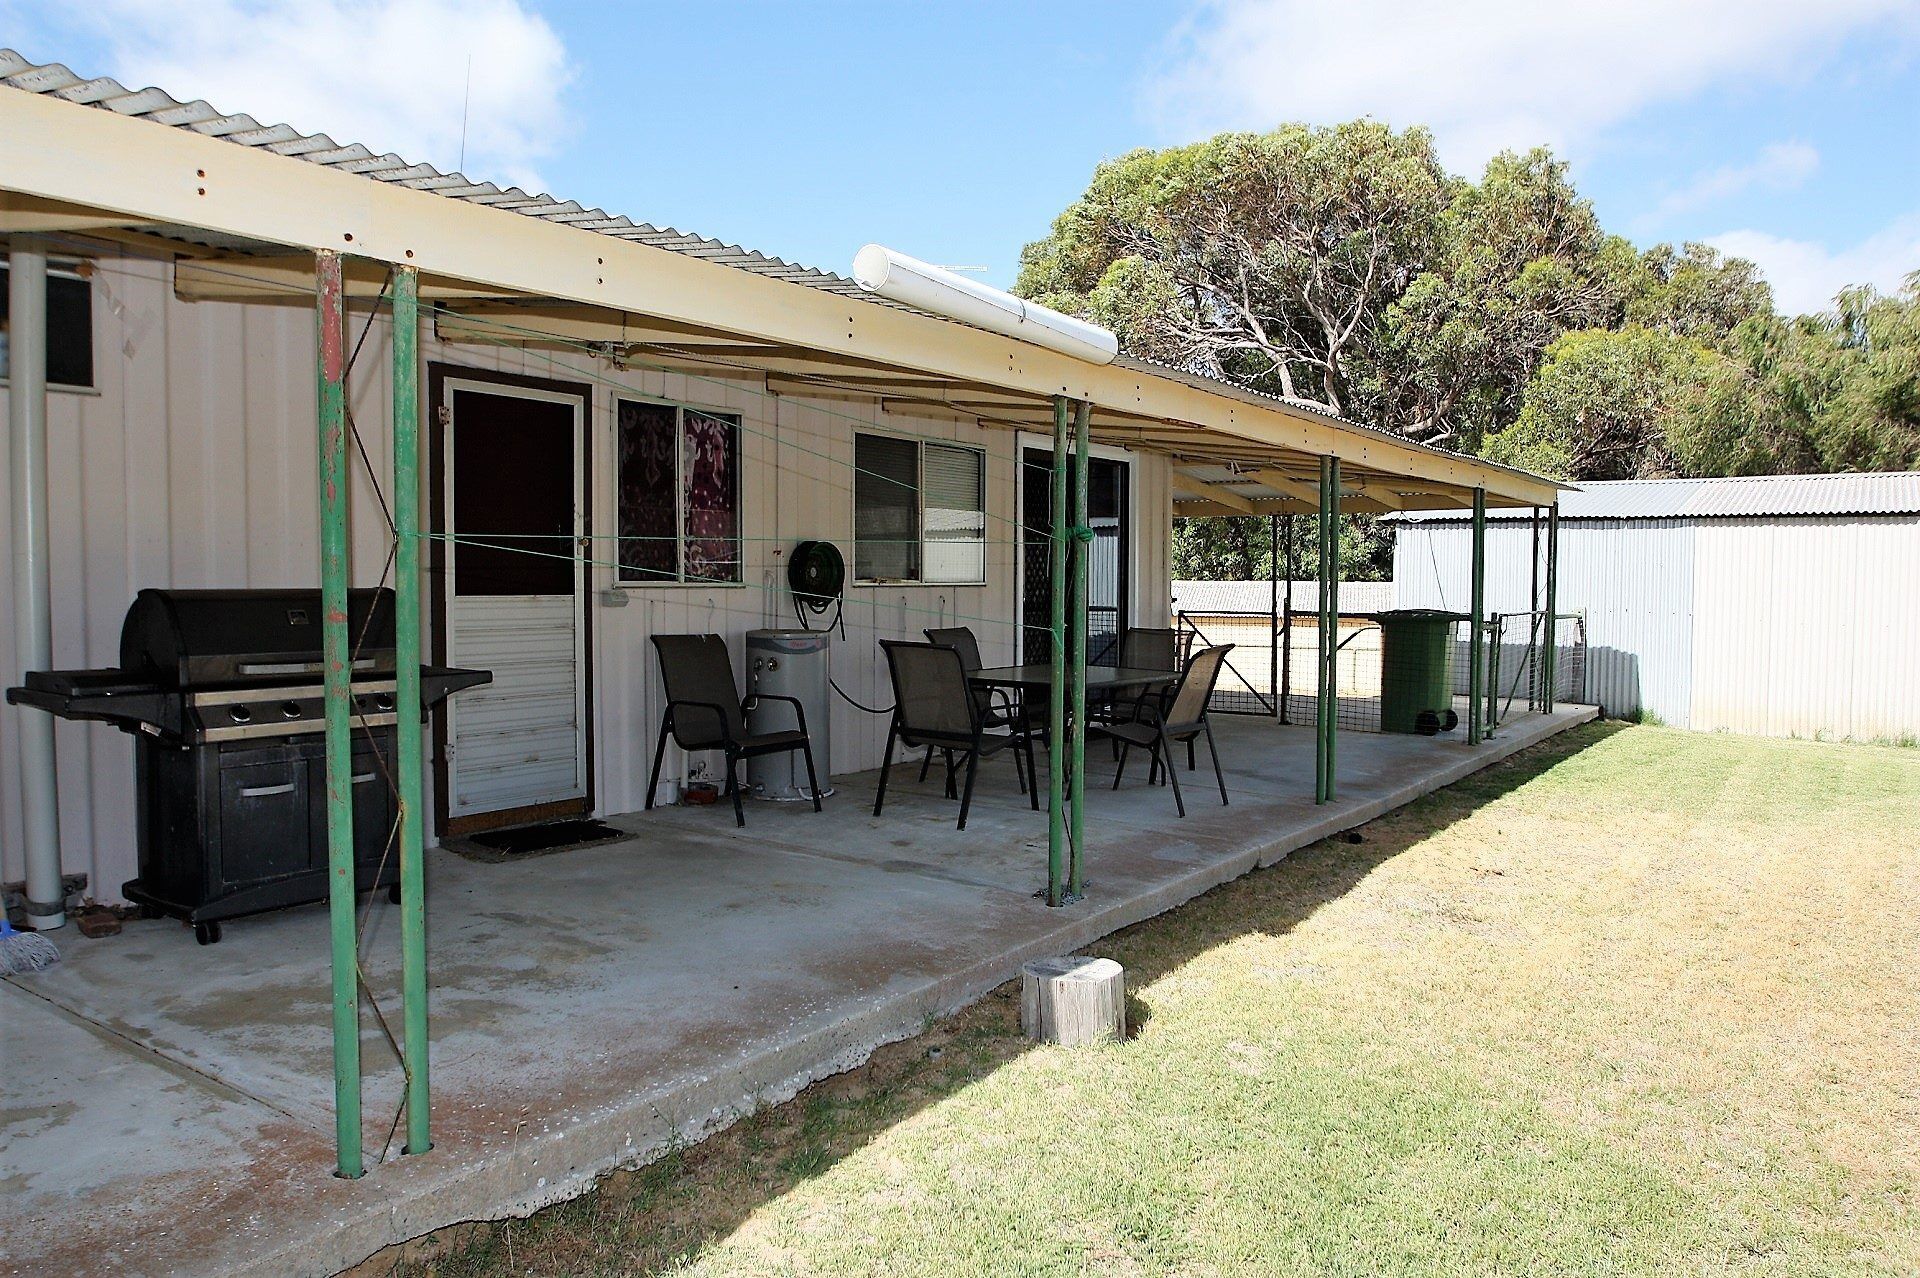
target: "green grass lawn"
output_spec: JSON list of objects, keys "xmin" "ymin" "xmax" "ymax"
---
[{"xmin": 390, "ymin": 724, "xmax": 1920, "ymax": 1277}]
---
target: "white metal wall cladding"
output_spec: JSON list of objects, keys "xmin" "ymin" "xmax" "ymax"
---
[
  {"xmin": 1396, "ymin": 514, "xmax": 1920, "ymax": 740},
  {"xmin": 1690, "ymin": 518, "xmax": 1920, "ymax": 739},
  {"xmin": 0, "ymin": 252, "xmax": 1173, "ymax": 900},
  {"xmin": 1393, "ymin": 518, "xmax": 1696, "ymax": 725}
]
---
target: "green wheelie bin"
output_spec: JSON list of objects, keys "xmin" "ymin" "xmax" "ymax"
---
[{"xmin": 1371, "ymin": 609, "xmax": 1463, "ymax": 735}]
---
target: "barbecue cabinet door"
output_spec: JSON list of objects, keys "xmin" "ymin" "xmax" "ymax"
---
[
  {"xmin": 218, "ymin": 755, "xmax": 316, "ymax": 886},
  {"xmin": 439, "ymin": 378, "xmax": 592, "ymax": 832}
]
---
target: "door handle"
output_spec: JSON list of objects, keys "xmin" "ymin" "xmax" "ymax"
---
[{"xmin": 351, "ymin": 772, "xmax": 376, "ymax": 784}]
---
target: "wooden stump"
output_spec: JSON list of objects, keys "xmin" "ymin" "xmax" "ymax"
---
[{"xmin": 1020, "ymin": 956, "xmax": 1125, "ymax": 1046}]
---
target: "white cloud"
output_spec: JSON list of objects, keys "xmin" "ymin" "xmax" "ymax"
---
[
  {"xmin": 1148, "ymin": 0, "xmax": 1920, "ymax": 173},
  {"xmin": 81, "ymin": 0, "xmax": 571, "ymax": 193},
  {"xmin": 1644, "ymin": 142, "xmax": 1820, "ymax": 225},
  {"xmin": 1711, "ymin": 215, "xmax": 1920, "ymax": 313}
]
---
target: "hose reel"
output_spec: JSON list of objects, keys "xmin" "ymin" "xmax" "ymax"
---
[{"xmin": 788, "ymin": 540, "xmax": 846, "ymax": 635}]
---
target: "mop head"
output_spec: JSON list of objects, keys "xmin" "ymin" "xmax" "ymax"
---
[{"xmin": 0, "ymin": 916, "xmax": 61, "ymax": 974}]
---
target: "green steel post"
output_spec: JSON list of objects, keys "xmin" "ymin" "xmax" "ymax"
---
[
  {"xmin": 1314, "ymin": 457, "xmax": 1336, "ymax": 803},
  {"xmin": 1046, "ymin": 395, "xmax": 1069, "ymax": 906},
  {"xmin": 1468, "ymin": 487, "xmax": 1486, "ymax": 745},
  {"xmin": 1067, "ymin": 398, "xmax": 1092, "ymax": 899},
  {"xmin": 1325, "ymin": 457, "xmax": 1339, "ymax": 800},
  {"xmin": 1280, "ymin": 513, "xmax": 1295, "ymax": 725},
  {"xmin": 315, "ymin": 250, "xmax": 362, "ymax": 1179},
  {"xmin": 1543, "ymin": 503, "xmax": 1560, "ymax": 713},
  {"xmin": 1268, "ymin": 514, "xmax": 1279, "ymax": 719},
  {"xmin": 1312, "ymin": 468, "xmax": 1324, "ymax": 800},
  {"xmin": 391, "ymin": 266, "xmax": 431, "ymax": 1156},
  {"xmin": 1314, "ymin": 460, "xmax": 1327, "ymax": 801}
]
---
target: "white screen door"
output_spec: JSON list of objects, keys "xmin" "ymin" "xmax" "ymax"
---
[{"xmin": 441, "ymin": 379, "xmax": 589, "ymax": 827}]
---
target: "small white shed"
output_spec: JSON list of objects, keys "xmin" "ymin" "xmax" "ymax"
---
[{"xmin": 1393, "ymin": 473, "xmax": 1920, "ymax": 740}]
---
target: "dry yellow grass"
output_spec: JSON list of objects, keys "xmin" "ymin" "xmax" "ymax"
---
[{"xmin": 385, "ymin": 724, "xmax": 1920, "ymax": 1277}]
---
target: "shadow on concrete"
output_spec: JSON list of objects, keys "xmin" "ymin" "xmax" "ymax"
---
[{"xmin": 381, "ymin": 718, "xmax": 1624, "ymax": 1276}]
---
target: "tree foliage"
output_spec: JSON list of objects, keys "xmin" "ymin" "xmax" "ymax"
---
[
  {"xmin": 1019, "ymin": 121, "xmax": 1915, "ymax": 586},
  {"xmin": 1022, "ymin": 122, "xmax": 1917, "ymax": 582},
  {"xmin": 1486, "ymin": 276, "xmax": 1920, "ymax": 479},
  {"xmin": 1171, "ymin": 513, "xmax": 1392, "ymax": 582}
]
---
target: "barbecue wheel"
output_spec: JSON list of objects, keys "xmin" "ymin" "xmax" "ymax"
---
[{"xmin": 194, "ymin": 921, "xmax": 222, "ymax": 946}]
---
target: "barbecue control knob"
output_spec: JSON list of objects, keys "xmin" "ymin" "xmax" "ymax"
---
[
  {"xmin": 228, "ymin": 705, "xmax": 253, "ymax": 724},
  {"xmin": 280, "ymin": 701, "xmax": 302, "ymax": 719},
  {"xmin": 372, "ymin": 693, "xmax": 394, "ymax": 711}
]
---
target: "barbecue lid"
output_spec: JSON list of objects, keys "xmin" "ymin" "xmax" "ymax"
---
[{"xmin": 121, "ymin": 588, "xmax": 397, "ymax": 687}]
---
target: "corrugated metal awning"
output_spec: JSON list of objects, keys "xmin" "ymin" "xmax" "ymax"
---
[{"xmin": 1393, "ymin": 472, "xmax": 1920, "ymax": 522}]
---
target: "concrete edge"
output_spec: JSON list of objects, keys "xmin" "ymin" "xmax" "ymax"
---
[{"xmin": 242, "ymin": 709, "xmax": 1599, "ymax": 1277}]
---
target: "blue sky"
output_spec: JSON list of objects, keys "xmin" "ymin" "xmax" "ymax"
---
[{"xmin": 6, "ymin": 0, "xmax": 1919, "ymax": 312}]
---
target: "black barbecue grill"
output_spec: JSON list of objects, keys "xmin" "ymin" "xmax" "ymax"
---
[{"xmin": 7, "ymin": 588, "xmax": 489, "ymax": 943}]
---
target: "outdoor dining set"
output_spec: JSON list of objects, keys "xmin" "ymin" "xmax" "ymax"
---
[{"xmin": 644, "ymin": 627, "xmax": 1234, "ymax": 831}]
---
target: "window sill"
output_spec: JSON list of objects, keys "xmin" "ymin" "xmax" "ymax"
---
[
  {"xmin": 613, "ymin": 580, "xmax": 749, "ymax": 590},
  {"xmin": 853, "ymin": 580, "xmax": 989, "ymax": 589},
  {"xmin": 0, "ymin": 379, "xmax": 100, "ymax": 397}
]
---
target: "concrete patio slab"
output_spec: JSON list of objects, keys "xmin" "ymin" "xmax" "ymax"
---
[{"xmin": 2, "ymin": 707, "xmax": 1595, "ymax": 1278}]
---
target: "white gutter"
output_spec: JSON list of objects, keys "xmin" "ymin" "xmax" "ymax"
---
[{"xmin": 852, "ymin": 244, "xmax": 1119, "ymax": 366}]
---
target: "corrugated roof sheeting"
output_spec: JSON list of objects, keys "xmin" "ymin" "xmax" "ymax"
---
[
  {"xmin": 1679, "ymin": 471, "xmax": 1920, "ymax": 518},
  {"xmin": 0, "ymin": 49, "xmax": 887, "ymax": 302},
  {"xmin": 2, "ymin": 48, "xmax": 1563, "ymax": 495},
  {"xmin": 1399, "ymin": 472, "xmax": 1920, "ymax": 522}
]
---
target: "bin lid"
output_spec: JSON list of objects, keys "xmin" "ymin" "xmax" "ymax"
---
[{"xmin": 746, "ymin": 628, "xmax": 831, "ymax": 654}]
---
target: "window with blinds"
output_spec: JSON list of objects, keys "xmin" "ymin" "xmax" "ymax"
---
[
  {"xmin": 922, "ymin": 442, "xmax": 986, "ymax": 584},
  {"xmin": 853, "ymin": 434, "xmax": 988, "ymax": 584}
]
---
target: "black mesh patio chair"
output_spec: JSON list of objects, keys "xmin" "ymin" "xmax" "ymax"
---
[
  {"xmin": 1097, "ymin": 626, "xmax": 1188, "ymax": 757},
  {"xmin": 646, "ymin": 633, "xmax": 821, "ymax": 828},
  {"xmin": 922, "ymin": 626, "xmax": 1034, "ymax": 790},
  {"xmin": 875, "ymin": 640, "xmax": 1040, "ymax": 831},
  {"xmin": 1119, "ymin": 626, "xmax": 1185, "ymax": 672},
  {"xmin": 1107, "ymin": 644, "xmax": 1233, "ymax": 818}
]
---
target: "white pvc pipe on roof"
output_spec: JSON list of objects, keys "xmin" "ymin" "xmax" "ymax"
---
[{"xmin": 851, "ymin": 244, "xmax": 1119, "ymax": 365}]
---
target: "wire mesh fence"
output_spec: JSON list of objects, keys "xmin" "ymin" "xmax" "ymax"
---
[
  {"xmin": 1473, "ymin": 611, "xmax": 1588, "ymax": 731},
  {"xmin": 1179, "ymin": 605, "xmax": 1588, "ymax": 735}
]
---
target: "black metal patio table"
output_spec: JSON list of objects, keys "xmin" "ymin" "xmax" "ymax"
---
[
  {"xmin": 971, "ymin": 665, "xmax": 1179, "ymax": 777},
  {"xmin": 969, "ymin": 664, "xmax": 1177, "ymax": 697}
]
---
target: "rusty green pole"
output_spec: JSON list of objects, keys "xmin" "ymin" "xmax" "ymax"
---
[
  {"xmin": 391, "ymin": 265, "xmax": 430, "ymax": 1156},
  {"xmin": 1468, "ymin": 486, "xmax": 1486, "ymax": 745},
  {"xmin": 1067, "ymin": 398, "xmax": 1091, "ymax": 900},
  {"xmin": 1046, "ymin": 395, "xmax": 1069, "ymax": 906},
  {"xmin": 315, "ymin": 249, "xmax": 362, "ymax": 1179},
  {"xmin": 1315, "ymin": 456, "xmax": 1340, "ymax": 803},
  {"xmin": 1325, "ymin": 457, "xmax": 1339, "ymax": 800}
]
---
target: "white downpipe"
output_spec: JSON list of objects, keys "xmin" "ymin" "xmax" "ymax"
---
[
  {"xmin": 7, "ymin": 235, "xmax": 64, "ymax": 929},
  {"xmin": 851, "ymin": 245, "xmax": 1120, "ymax": 366}
]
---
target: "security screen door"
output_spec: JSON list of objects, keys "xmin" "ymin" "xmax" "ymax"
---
[{"xmin": 439, "ymin": 377, "xmax": 590, "ymax": 832}]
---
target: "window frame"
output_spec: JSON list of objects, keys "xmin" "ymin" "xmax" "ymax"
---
[
  {"xmin": 851, "ymin": 430, "xmax": 989, "ymax": 587},
  {"xmin": 0, "ymin": 257, "xmax": 98, "ymax": 394},
  {"xmin": 613, "ymin": 395, "xmax": 744, "ymax": 588}
]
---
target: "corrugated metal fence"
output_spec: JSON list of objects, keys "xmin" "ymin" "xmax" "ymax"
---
[{"xmin": 1394, "ymin": 514, "xmax": 1920, "ymax": 740}]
